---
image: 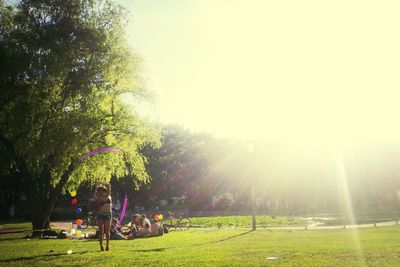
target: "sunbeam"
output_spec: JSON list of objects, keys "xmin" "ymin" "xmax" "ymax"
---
[{"xmin": 333, "ymin": 149, "xmax": 365, "ymax": 265}]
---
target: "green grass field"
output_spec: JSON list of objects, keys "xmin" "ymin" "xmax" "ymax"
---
[
  {"xmin": 190, "ymin": 215, "xmax": 306, "ymax": 228},
  {"xmin": 1, "ymin": 223, "xmax": 400, "ymax": 266}
]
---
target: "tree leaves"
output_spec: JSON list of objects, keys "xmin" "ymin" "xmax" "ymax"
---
[{"xmin": 0, "ymin": 0, "xmax": 161, "ymax": 196}]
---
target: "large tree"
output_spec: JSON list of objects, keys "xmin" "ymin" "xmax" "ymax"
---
[
  {"xmin": 0, "ymin": 0, "xmax": 160, "ymax": 230},
  {"xmin": 137, "ymin": 125, "xmax": 225, "ymax": 209}
]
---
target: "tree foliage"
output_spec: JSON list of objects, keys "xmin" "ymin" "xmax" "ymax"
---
[
  {"xmin": 0, "ymin": 0, "xmax": 160, "ymax": 229},
  {"xmin": 136, "ymin": 125, "xmax": 225, "ymax": 209}
]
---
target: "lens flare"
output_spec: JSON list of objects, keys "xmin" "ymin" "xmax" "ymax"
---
[{"xmin": 333, "ymin": 150, "xmax": 365, "ymax": 264}]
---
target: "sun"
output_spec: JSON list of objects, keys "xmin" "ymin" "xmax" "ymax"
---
[{"xmin": 124, "ymin": 0, "xmax": 400, "ymax": 153}]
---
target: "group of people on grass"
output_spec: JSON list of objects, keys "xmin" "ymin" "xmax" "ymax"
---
[
  {"xmin": 92, "ymin": 182, "xmax": 165, "ymax": 251},
  {"xmin": 110, "ymin": 213, "xmax": 164, "ymax": 240}
]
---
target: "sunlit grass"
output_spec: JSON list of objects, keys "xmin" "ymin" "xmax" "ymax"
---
[
  {"xmin": 1, "ymin": 226, "xmax": 400, "ymax": 266},
  {"xmin": 334, "ymin": 151, "xmax": 365, "ymax": 265},
  {"xmin": 190, "ymin": 215, "xmax": 306, "ymax": 228}
]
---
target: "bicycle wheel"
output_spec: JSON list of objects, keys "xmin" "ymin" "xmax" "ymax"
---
[
  {"xmin": 178, "ymin": 218, "xmax": 191, "ymax": 231},
  {"xmin": 163, "ymin": 219, "xmax": 176, "ymax": 231}
]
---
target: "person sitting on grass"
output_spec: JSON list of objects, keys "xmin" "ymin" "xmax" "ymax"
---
[
  {"xmin": 134, "ymin": 214, "xmax": 151, "ymax": 238},
  {"xmin": 132, "ymin": 213, "xmax": 141, "ymax": 228},
  {"xmin": 150, "ymin": 216, "xmax": 162, "ymax": 237},
  {"xmin": 141, "ymin": 214, "xmax": 151, "ymax": 228},
  {"xmin": 136, "ymin": 222, "xmax": 151, "ymax": 238},
  {"xmin": 128, "ymin": 213, "xmax": 141, "ymax": 238},
  {"xmin": 93, "ymin": 182, "xmax": 112, "ymax": 251},
  {"xmin": 110, "ymin": 218, "xmax": 128, "ymax": 240}
]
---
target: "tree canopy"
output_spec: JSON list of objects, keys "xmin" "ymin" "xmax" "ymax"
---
[{"xmin": 0, "ymin": 0, "xmax": 160, "ymax": 229}]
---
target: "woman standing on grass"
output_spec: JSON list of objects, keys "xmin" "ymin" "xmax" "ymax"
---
[{"xmin": 93, "ymin": 182, "xmax": 112, "ymax": 251}]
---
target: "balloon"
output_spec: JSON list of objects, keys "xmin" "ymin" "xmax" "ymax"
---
[
  {"xmin": 159, "ymin": 214, "xmax": 163, "ymax": 220},
  {"xmin": 75, "ymin": 219, "xmax": 82, "ymax": 225},
  {"xmin": 70, "ymin": 191, "xmax": 77, "ymax": 197},
  {"xmin": 76, "ymin": 230, "xmax": 81, "ymax": 235},
  {"xmin": 154, "ymin": 215, "xmax": 159, "ymax": 221},
  {"xmin": 71, "ymin": 199, "xmax": 77, "ymax": 205},
  {"xmin": 76, "ymin": 208, "xmax": 82, "ymax": 213},
  {"xmin": 77, "ymin": 225, "xmax": 82, "ymax": 230}
]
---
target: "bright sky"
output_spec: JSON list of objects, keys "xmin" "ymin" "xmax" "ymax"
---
[{"xmin": 120, "ymin": 0, "xmax": 400, "ymax": 147}]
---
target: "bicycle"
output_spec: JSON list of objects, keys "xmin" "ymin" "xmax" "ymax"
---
[{"xmin": 162, "ymin": 211, "xmax": 191, "ymax": 231}]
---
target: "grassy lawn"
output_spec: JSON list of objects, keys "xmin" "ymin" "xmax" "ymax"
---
[
  {"xmin": 1, "ymin": 222, "xmax": 33, "ymax": 231},
  {"xmin": 190, "ymin": 215, "xmax": 306, "ymax": 227},
  {"xmin": 0, "ymin": 225, "xmax": 400, "ymax": 266}
]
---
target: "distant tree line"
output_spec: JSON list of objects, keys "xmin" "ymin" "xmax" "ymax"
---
[{"xmin": 112, "ymin": 125, "xmax": 400, "ymax": 215}]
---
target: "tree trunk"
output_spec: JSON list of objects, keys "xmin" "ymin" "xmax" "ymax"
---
[
  {"xmin": 252, "ymin": 211, "xmax": 256, "ymax": 230},
  {"xmin": 27, "ymin": 160, "xmax": 78, "ymax": 234},
  {"xmin": 31, "ymin": 199, "xmax": 51, "ymax": 231}
]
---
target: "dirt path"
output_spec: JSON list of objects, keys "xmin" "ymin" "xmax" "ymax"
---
[
  {"xmin": 50, "ymin": 221, "xmax": 72, "ymax": 231},
  {"xmin": 243, "ymin": 220, "xmax": 399, "ymax": 231}
]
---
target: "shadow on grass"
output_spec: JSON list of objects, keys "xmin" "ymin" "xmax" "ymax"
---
[
  {"xmin": 134, "ymin": 248, "xmax": 166, "ymax": 252},
  {"xmin": 210, "ymin": 230, "xmax": 253, "ymax": 244},
  {"xmin": 185, "ymin": 230, "xmax": 253, "ymax": 247},
  {"xmin": 184, "ymin": 230, "xmax": 253, "ymax": 249},
  {"xmin": 0, "ymin": 251, "xmax": 91, "ymax": 263},
  {"xmin": 130, "ymin": 230, "xmax": 254, "ymax": 252}
]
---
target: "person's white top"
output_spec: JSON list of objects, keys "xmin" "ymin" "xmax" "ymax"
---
[{"xmin": 142, "ymin": 218, "xmax": 151, "ymax": 227}]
